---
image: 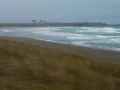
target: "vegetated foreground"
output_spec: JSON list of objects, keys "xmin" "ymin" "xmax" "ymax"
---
[{"xmin": 0, "ymin": 39, "xmax": 120, "ymax": 90}]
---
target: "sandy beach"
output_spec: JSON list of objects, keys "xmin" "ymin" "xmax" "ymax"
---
[{"xmin": 0, "ymin": 36, "xmax": 120, "ymax": 65}]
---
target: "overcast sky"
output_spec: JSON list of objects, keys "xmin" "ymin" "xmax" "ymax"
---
[{"xmin": 0, "ymin": 0, "xmax": 120, "ymax": 24}]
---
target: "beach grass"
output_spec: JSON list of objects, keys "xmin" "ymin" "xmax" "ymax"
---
[{"xmin": 0, "ymin": 38, "xmax": 120, "ymax": 90}]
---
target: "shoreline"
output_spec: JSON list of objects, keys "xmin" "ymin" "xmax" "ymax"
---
[
  {"xmin": 0, "ymin": 36, "xmax": 120, "ymax": 65},
  {"xmin": 0, "ymin": 23, "xmax": 108, "ymax": 27}
]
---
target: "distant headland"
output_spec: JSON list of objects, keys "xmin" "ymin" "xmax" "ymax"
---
[{"xmin": 0, "ymin": 22, "xmax": 119, "ymax": 27}]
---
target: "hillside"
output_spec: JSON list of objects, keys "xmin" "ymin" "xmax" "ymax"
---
[{"xmin": 0, "ymin": 38, "xmax": 120, "ymax": 90}]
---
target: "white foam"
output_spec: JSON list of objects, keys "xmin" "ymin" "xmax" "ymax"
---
[
  {"xmin": 110, "ymin": 38, "xmax": 120, "ymax": 43},
  {"xmin": 45, "ymin": 40, "xmax": 57, "ymax": 43},
  {"xmin": 103, "ymin": 30, "xmax": 117, "ymax": 33},
  {"xmin": 96, "ymin": 27, "xmax": 120, "ymax": 34},
  {"xmin": 104, "ymin": 27, "xmax": 120, "ymax": 31},
  {"xmin": 67, "ymin": 35, "xmax": 94, "ymax": 40},
  {"xmin": 28, "ymin": 27, "xmax": 67, "ymax": 37},
  {"xmin": 80, "ymin": 27, "xmax": 104, "ymax": 31},
  {"xmin": 72, "ymin": 41, "xmax": 120, "ymax": 52},
  {"xmin": 1, "ymin": 30, "xmax": 14, "ymax": 32},
  {"xmin": 62, "ymin": 26, "xmax": 73, "ymax": 29},
  {"xmin": 75, "ymin": 27, "xmax": 120, "ymax": 34},
  {"xmin": 71, "ymin": 41, "xmax": 91, "ymax": 47},
  {"xmin": 96, "ymin": 35, "xmax": 120, "ymax": 39},
  {"xmin": 17, "ymin": 27, "xmax": 61, "ymax": 34},
  {"xmin": 35, "ymin": 27, "xmax": 61, "ymax": 31},
  {"xmin": 75, "ymin": 29, "xmax": 99, "ymax": 33},
  {"xmin": 34, "ymin": 38, "xmax": 56, "ymax": 43},
  {"xmin": 96, "ymin": 35, "xmax": 110, "ymax": 38},
  {"xmin": 32, "ymin": 31, "xmax": 66, "ymax": 36},
  {"xmin": 32, "ymin": 28, "xmax": 78, "ymax": 37},
  {"xmin": 99, "ymin": 46, "xmax": 120, "ymax": 52},
  {"xmin": 15, "ymin": 28, "xmax": 23, "ymax": 30}
]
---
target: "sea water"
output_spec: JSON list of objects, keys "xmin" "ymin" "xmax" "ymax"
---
[{"xmin": 0, "ymin": 26, "xmax": 120, "ymax": 52}]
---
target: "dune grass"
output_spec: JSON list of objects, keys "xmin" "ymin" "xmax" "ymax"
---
[{"xmin": 0, "ymin": 38, "xmax": 120, "ymax": 90}]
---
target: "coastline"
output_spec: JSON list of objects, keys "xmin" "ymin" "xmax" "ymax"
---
[
  {"xmin": 0, "ymin": 23, "xmax": 108, "ymax": 27},
  {"xmin": 0, "ymin": 36, "xmax": 120, "ymax": 65}
]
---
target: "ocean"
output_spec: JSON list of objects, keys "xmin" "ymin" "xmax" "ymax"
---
[{"xmin": 0, "ymin": 26, "xmax": 120, "ymax": 52}]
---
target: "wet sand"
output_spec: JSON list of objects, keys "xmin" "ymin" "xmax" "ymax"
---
[{"xmin": 0, "ymin": 36, "xmax": 120, "ymax": 65}]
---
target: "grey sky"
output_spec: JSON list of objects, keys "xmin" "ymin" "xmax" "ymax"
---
[{"xmin": 0, "ymin": 0, "xmax": 120, "ymax": 24}]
